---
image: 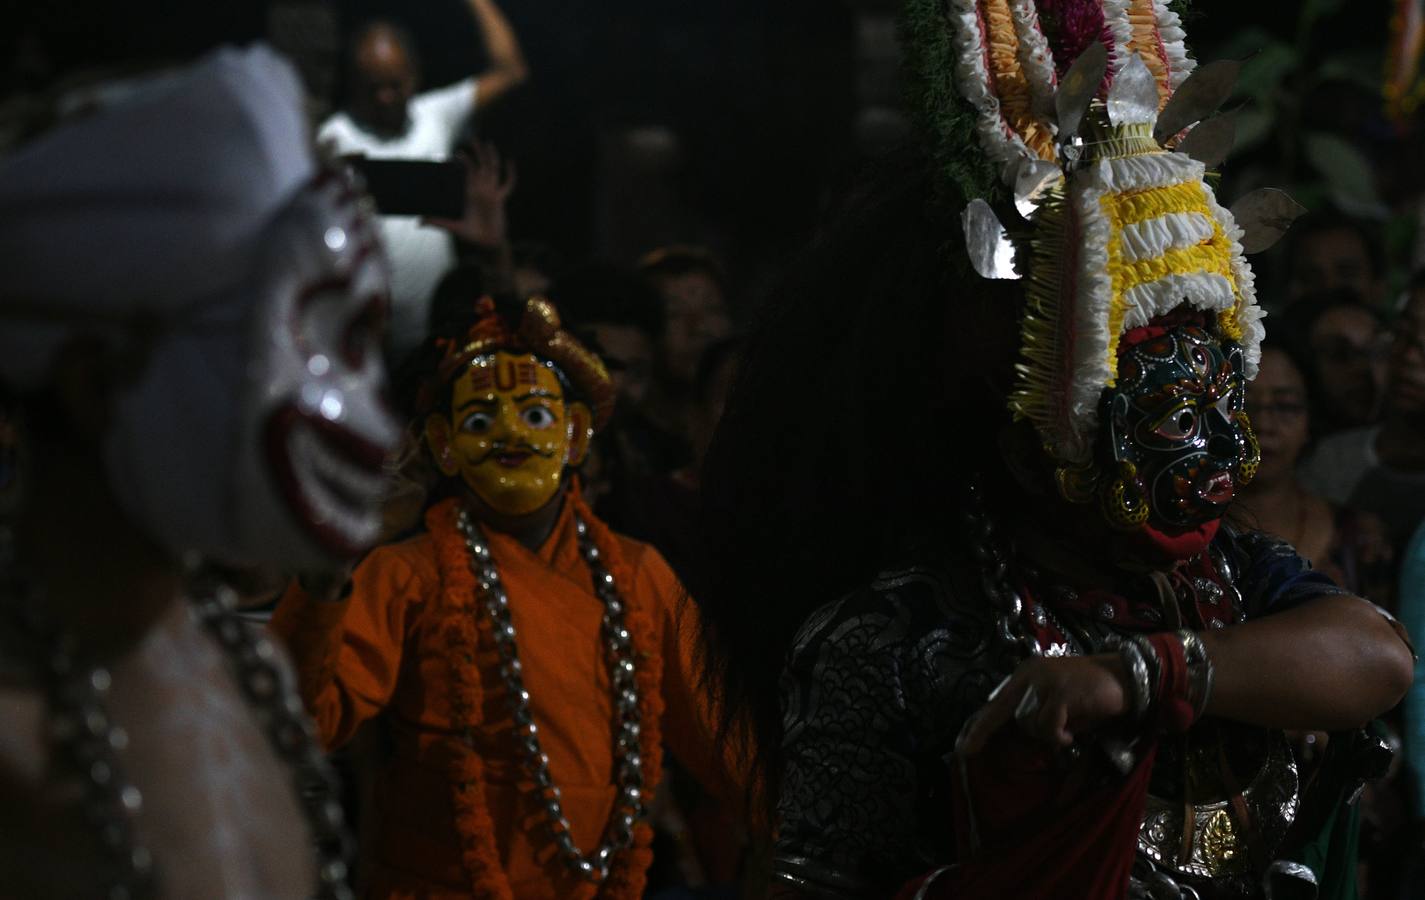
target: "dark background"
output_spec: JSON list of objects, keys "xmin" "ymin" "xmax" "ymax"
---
[
  {"xmin": 3, "ymin": 0, "xmax": 1400, "ymax": 309},
  {"xmin": 338, "ymin": 0, "xmax": 862, "ymax": 303}
]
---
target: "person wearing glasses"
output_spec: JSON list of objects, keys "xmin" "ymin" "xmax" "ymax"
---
[{"xmin": 1236, "ymin": 339, "xmax": 1396, "ymax": 609}]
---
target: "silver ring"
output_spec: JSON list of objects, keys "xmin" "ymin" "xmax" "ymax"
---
[
  {"xmin": 987, "ymin": 674, "xmax": 1014, "ymax": 702},
  {"xmin": 1014, "ymin": 685, "xmax": 1042, "ymax": 721}
]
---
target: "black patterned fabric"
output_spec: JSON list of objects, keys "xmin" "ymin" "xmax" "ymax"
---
[
  {"xmin": 770, "ymin": 526, "xmax": 1345, "ymax": 899},
  {"xmin": 773, "ymin": 560, "xmax": 1008, "ymax": 896}
]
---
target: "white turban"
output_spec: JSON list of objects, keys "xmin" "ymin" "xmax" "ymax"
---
[
  {"xmin": 0, "ymin": 43, "xmax": 314, "ymax": 387},
  {"xmin": 0, "ymin": 44, "xmax": 328, "ymax": 565}
]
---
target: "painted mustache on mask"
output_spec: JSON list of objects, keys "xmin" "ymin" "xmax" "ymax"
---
[{"xmin": 469, "ymin": 441, "xmax": 558, "ymax": 465}]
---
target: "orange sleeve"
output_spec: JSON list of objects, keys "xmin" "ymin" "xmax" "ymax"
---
[
  {"xmin": 269, "ymin": 540, "xmax": 433, "ymax": 750},
  {"xmin": 627, "ymin": 542, "xmax": 750, "ymax": 809}
]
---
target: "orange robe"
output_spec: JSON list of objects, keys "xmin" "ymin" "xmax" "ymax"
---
[{"xmin": 270, "ymin": 495, "xmax": 729, "ymax": 899}]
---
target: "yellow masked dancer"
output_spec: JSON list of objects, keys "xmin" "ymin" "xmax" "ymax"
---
[{"xmin": 273, "ymin": 295, "xmax": 737, "ymax": 900}]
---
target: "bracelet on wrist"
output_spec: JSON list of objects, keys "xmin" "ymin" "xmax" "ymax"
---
[
  {"xmin": 1176, "ymin": 629, "xmax": 1215, "ymax": 718},
  {"xmin": 1140, "ymin": 630, "xmax": 1210, "ymax": 733},
  {"xmin": 1118, "ymin": 640, "xmax": 1154, "ymax": 720}
]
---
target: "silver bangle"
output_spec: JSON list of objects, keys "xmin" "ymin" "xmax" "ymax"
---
[
  {"xmin": 1118, "ymin": 640, "xmax": 1153, "ymax": 720},
  {"xmin": 1128, "ymin": 634, "xmax": 1163, "ymax": 700},
  {"xmin": 1177, "ymin": 629, "xmax": 1215, "ymax": 717}
]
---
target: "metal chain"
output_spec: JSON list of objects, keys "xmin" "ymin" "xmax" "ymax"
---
[
  {"xmin": 456, "ymin": 508, "xmax": 645, "ymax": 884},
  {"xmin": 1, "ymin": 575, "xmax": 355, "ymax": 900},
  {"xmin": 964, "ymin": 481, "xmax": 1042, "ymax": 660},
  {"xmin": 191, "ymin": 580, "xmax": 355, "ymax": 900},
  {"xmin": 1208, "ymin": 546, "xmax": 1246, "ymax": 623},
  {"xmin": 7, "ymin": 592, "xmax": 156, "ymax": 900}
]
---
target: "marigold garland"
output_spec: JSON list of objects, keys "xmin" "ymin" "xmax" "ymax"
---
[
  {"xmin": 984, "ymin": 0, "xmax": 1058, "ymax": 159},
  {"xmin": 1125, "ymin": 0, "xmax": 1171, "ymax": 105},
  {"xmin": 427, "ymin": 491, "xmax": 665, "ymax": 900},
  {"xmin": 908, "ymin": 0, "xmax": 1266, "ymax": 472}
]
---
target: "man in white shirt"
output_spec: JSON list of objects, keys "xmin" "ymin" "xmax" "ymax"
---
[{"xmin": 319, "ymin": 0, "xmax": 528, "ymax": 358}]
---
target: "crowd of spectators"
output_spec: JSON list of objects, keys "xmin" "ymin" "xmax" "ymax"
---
[
  {"xmin": 336, "ymin": 4, "xmax": 1425, "ymax": 890},
  {"xmin": 300, "ymin": 6, "xmax": 750, "ymax": 892},
  {"xmin": 1231, "ymin": 213, "xmax": 1425, "ymax": 897},
  {"xmin": 7, "ymin": 0, "xmax": 1425, "ymax": 895}
]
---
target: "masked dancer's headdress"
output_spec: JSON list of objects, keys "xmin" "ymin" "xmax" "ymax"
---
[
  {"xmin": 426, "ymin": 295, "xmax": 616, "ymax": 429},
  {"xmin": 904, "ymin": 0, "xmax": 1303, "ymax": 486}
]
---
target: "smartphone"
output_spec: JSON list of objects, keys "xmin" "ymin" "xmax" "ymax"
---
[{"xmin": 347, "ymin": 157, "xmax": 465, "ymax": 219}]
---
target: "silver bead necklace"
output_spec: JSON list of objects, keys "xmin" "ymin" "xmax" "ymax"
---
[
  {"xmin": 455, "ymin": 508, "xmax": 645, "ymax": 884},
  {"xmin": 192, "ymin": 579, "xmax": 355, "ymax": 900},
  {"xmin": 1, "ymin": 575, "xmax": 355, "ymax": 900},
  {"xmin": 13, "ymin": 599, "xmax": 155, "ymax": 900}
]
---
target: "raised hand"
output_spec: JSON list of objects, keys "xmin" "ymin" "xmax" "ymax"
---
[{"xmin": 424, "ymin": 140, "xmax": 517, "ymax": 249}]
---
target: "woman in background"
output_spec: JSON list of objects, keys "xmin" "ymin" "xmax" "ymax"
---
[{"xmin": 1235, "ymin": 340, "xmax": 1395, "ymax": 609}]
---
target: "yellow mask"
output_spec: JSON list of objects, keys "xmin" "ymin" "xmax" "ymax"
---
[{"xmin": 425, "ymin": 351, "xmax": 593, "ymax": 517}]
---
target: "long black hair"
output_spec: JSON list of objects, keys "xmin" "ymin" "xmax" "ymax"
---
[{"xmin": 695, "ymin": 148, "xmax": 1022, "ymax": 816}]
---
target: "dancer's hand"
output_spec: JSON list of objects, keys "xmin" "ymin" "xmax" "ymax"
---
[{"xmin": 955, "ymin": 654, "xmax": 1130, "ymax": 755}]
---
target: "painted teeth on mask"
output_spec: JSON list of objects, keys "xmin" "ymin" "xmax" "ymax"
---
[{"xmin": 289, "ymin": 426, "xmax": 384, "ymax": 541}]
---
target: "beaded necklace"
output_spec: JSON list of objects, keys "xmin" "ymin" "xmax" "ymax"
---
[
  {"xmin": 429, "ymin": 496, "xmax": 664, "ymax": 900},
  {"xmin": 0, "ymin": 574, "xmax": 353, "ymax": 900}
]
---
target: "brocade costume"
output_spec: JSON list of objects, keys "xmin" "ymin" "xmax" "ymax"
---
[
  {"xmin": 774, "ymin": 525, "xmax": 1356, "ymax": 899},
  {"xmin": 756, "ymin": 0, "xmax": 1411, "ymax": 892}
]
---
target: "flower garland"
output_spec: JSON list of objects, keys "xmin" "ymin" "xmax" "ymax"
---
[
  {"xmin": 1040, "ymin": 0, "xmax": 1118, "ymax": 80},
  {"xmin": 947, "ymin": 0, "xmax": 1044, "ymax": 173},
  {"xmin": 1010, "ymin": 0, "xmax": 1061, "ymax": 120},
  {"xmin": 985, "ymin": 0, "xmax": 1059, "ymax": 160},
  {"xmin": 902, "ymin": 0, "xmax": 1006, "ymax": 208},
  {"xmin": 943, "ymin": 0, "xmax": 1200, "ymax": 187},
  {"xmin": 427, "ymin": 493, "xmax": 665, "ymax": 900},
  {"xmin": 1102, "ymin": 0, "xmax": 1137, "ymax": 83},
  {"xmin": 1124, "ymin": 0, "xmax": 1172, "ymax": 103},
  {"xmin": 932, "ymin": 0, "xmax": 1264, "ymax": 474},
  {"xmin": 1151, "ymin": 0, "xmax": 1196, "ymax": 93}
]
